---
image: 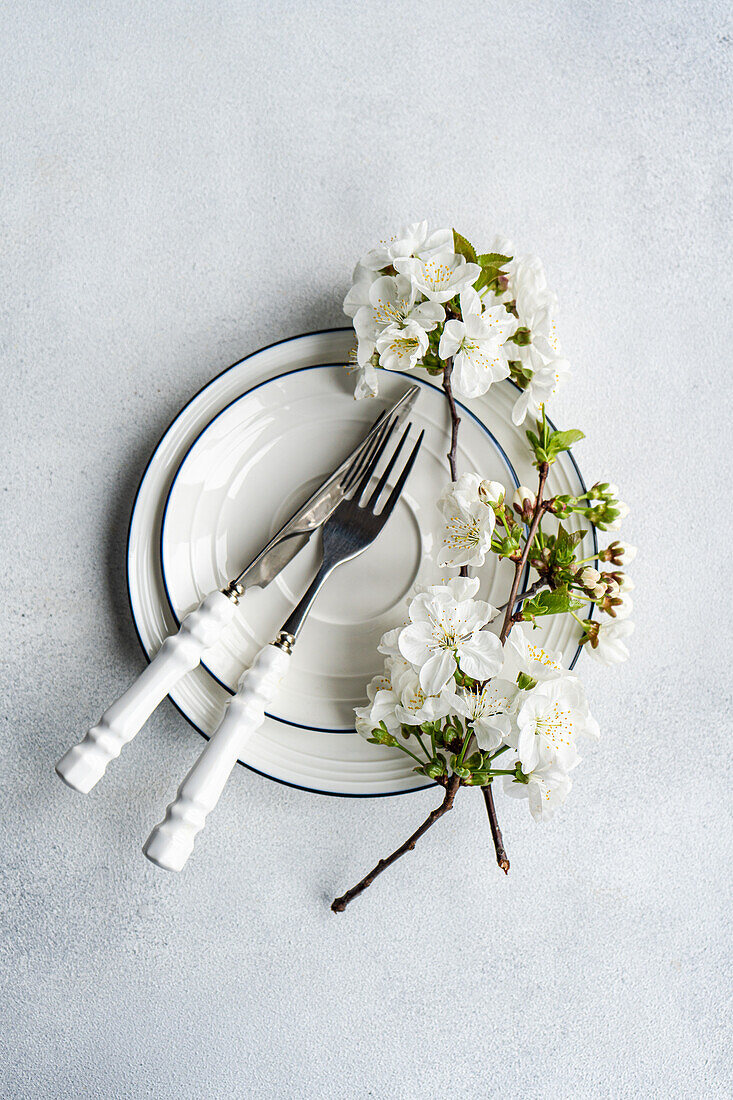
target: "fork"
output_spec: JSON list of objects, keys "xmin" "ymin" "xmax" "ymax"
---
[{"xmin": 143, "ymin": 419, "xmax": 425, "ymax": 871}]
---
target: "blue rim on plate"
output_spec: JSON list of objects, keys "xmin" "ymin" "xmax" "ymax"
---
[
  {"xmin": 158, "ymin": 363, "xmax": 522, "ymax": 733},
  {"xmin": 126, "ymin": 327, "xmax": 596, "ymax": 798}
]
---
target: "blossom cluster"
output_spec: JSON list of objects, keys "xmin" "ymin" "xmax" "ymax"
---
[
  {"xmin": 344, "ymin": 221, "xmax": 570, "ymax": 424},
  {"xmin": 356, "ymin": 578, "xmax": 599, "ymax": 821}
]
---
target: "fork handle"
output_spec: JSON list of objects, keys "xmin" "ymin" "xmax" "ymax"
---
[
  {"xmin": 56, "ymin": 591, "xmax": 236, "ymax": 793},
  {"xmin": 143, "ymin": 642, "xmax": 291, "ymax": 872}
]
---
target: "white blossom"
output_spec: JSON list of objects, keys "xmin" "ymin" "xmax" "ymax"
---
[
  {"xmin": 375, "ymin": 321, "xmax": 429, "ymax": 372},
  {"xmin": 395, "ymin": 252, "xmax": 481, "ymax": 304},
  {"xmin": 458, "ymin": 679, "xmax": 517, "ymax": 752},
  {"xmin": 354, "ymin": 670, "xmax": 402, "ymax": 741},
  {"xmin": 343, "ymin": 264, "xmax": 380, "ymax": 319},
  {"xmin": 390, "ymin": 657, "xmax": 462, "ymax": 726},
  {"xmin": 436, "ymin": 472, "xmax": 496, "ymax": 568},
  {"xmin": 511, "ymin": 356, "xmax": 571, "ymax": 426},
  {"xmin": 438, "ymin": 287, "xmax": 515, "ymax": 398},
  {"xmin": 584, "ymin": 619, "xmax": 634, "ymax": 664},
  {"xmin": 493, "ymin": 252, "xmax": 571, "ymax": 426},
  {"xmin": 511, "ymin": 676, "xmax": 599, "ymax": 774},
  {"xmin": 353, "ymin": 274, "xmax": 443, "ymax": 366},
  {"xmin": 349, "ymin": 354, "xmax": 380, "ymax": 400},
  {"xmin": 397, "ymin": 576, "xmax": 501, "ymax": 694},
  {"xmin": 500, "ymin": 623, "xmax": 566, "ymax": 687},
  {"xmin": 503, "ymin": 758, "xmax": 575, "ymax": 822},
  {"xmin": 360, "ymin": 222, "xmax": 453, "ymax": 271}
]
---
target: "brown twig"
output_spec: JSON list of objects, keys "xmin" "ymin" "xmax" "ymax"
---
[
  {"xmin": 499, "ymin": 462, "xmax": 550, "ymax": 644},
  {"xmin": 331, "ymin": 775, "xmax": 461, "ymax": 912},
  {"xmin": 441, "ymin": 356, "xmax": 469, "ymax": 579},
  {"xmin": 496, "ymin": 579, "xmax": 544, "ymax": 616},
  {"xmin": 441, "ymin": 356, "xmax": 461, "ymax": 482},
  {"xmin": 482, "ymin": 786, "xmax": 510, "ymax": 873}
]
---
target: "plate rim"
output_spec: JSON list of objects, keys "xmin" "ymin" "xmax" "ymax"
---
[
  {"xmin": 158, "ymin": 361, "xmax": 523, "ymax": 731},
  {"xmin": 125, "ymin": 326, "xmax": 596, "ymax": 798}
]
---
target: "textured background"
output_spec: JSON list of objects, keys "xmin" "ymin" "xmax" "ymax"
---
[{"xmin": 1, "ymin": 2, "xmax": 731, "ymax": 1097}]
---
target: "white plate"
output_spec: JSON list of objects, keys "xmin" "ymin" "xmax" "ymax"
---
[
  {"xmin": 160, "ymin": 365, "xmax": 520, "ymax": 735},
  {"xmin": 127, "ymin": 329, "xmax": 596, "ymax": 796}
]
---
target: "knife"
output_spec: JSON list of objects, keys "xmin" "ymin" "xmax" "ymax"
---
[{"xmin": 56, "ymin": 384, "xmax": 419, "ymax": 794}]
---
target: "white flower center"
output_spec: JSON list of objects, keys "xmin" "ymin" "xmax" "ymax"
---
[
  {"xmin": 422, "ymin": 258, "xmax": 453, "ymax": 290},
  {"xmin": 533, "ymin": 703, "xmax": 574, "ymax": 747},
  {"xmin": 444, "ymin": 514, "xmax": 482, "ymax": 549},
  {"xmin": 373, "ymin": 296, "xmax": 411, "ymax": 326}
]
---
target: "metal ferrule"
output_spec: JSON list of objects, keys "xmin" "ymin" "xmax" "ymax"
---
[
  {"xmin": 271, "ymin": 631, "xmax": 296, "ymax": 654},
  {"xmin": 221, "ymin": 581, "xmax": 245, "ymax": 604}
]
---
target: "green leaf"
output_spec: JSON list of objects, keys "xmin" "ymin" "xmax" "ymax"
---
[
  {"xmin": 521, "ymin": 586, "xmax": 585, "ymax": 622},
  {"xmin": 477, "ymin": 252, "xmax": 511, "ymax": 267},
  {"xmin": 474, "ymin": 252, "xmax": 510, "ymax": 294},
  {"xmin": 547, "ymin": 429, "xmax": 585, "ymax": 457},
  {"xmin": 367, "ymin": 729, "xmax": 399, "ymax": 748},
  {"xmin": 453, "ymin": 230, "xmax": 477, "ymax": 264},
  {"xmin": 554, "ymin": 522, "xmax": 584, "ymax": 555}
]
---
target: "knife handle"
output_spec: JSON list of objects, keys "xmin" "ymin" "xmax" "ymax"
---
[
  {"xmin": 56, "ymin": 591, "xmax": 237, "ymax": 794},
  {"xmin": 143, "ymin": 642, "xmax": 291, "ymax": 872}
]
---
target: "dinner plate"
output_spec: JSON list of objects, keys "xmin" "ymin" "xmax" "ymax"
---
[
  {"xmin": 127, "ymin": 328, "xmax": 596, "ymax": 796},
  {"xmin": 160, "ymin": 365, "xmax": 520, "ymax": 734}
]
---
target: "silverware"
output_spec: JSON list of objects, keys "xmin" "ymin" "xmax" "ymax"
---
[
  {"xmin": 144, "ymin": 419, "xmax": 425, "ymax": 871},
  {"xmin": 56, "ymin": 385, "xmax": 419, "ymax": 794}
]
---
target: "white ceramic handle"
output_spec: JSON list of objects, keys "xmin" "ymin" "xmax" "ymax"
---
[
  {"xmin": 143, "ymin": 642, "xmax": 291, "ymax": 872},
  {"xmin": 56, "ymin": 591, "xmax": 237, "ymax": 793}
]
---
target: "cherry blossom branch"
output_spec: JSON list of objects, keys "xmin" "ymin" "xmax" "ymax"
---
[
  {"xmin": 482, "ymin": 786, "xmax": 510, "ymax": 873},
  {"xmin": 496, "ymin": 579, "xmax": 544, "ymax": 616},
  {"xmin": 441, "ymin": 351, "xmax": 514, "ymax": 874},
  {"xmin": 441, "ymin": 356, "xmax": 469, "ymax": 580},
  {"xmin": 499, "ymin": 461, "xmax": 550, "ymax": 644},
  {"xmin": 331, "ymin": 775, "xmax": 461, "ymax": 912},
  {"xmin": 441, "ymin": 356, "xmax": 461, "ymax": 482}
]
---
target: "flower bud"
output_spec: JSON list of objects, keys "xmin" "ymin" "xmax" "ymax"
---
[
  {"xmin": 512, "ymin": 486, "xmax": 536, "ymax": 522},
  {"xmin": 603, "ymin": 539, "xmax": 636, "ymax": 565},
  {"xmin": 591, "ymin": 481, "xmax": 618, "ymax": 500},
  {"xmin": 579, "ymin": 567, "xmax": 605, "ymax": 599},
  {"xmin": 605, "ymin": 501, "xmax": 629, "ymax": 530},
  {"xmin": 479, "ymin": 479, "xmax": 505, "ymax": 507}
]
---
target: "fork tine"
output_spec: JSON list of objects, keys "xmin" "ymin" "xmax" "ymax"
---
[
  {"xmin": 365, "ymin": 423, "xmax": 410, "ymax": 510},
  {"xmin": 377, "ymin": 429, "xmax": 425, "ymax": 518},
  {"xmin": 340, "ymin": 419, "xmax": 383, "ymax": 493},
  {"xmin": 349, "ymin": 416, "xmax": 398, "ymax": 500},
  {"xmin": 341, "ymin": 415, "xmax": 392, "ymax": 494}
]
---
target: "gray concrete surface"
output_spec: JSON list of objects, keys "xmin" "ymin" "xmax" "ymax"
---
[{"xmin": 1, "ymin": 2, "xmax": 731, "ymax": 1097}]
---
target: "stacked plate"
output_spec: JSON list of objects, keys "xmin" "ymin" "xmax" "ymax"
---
[{"xmin": 127, "ymin": 329, "xmax": 595, "ymax": 797}]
